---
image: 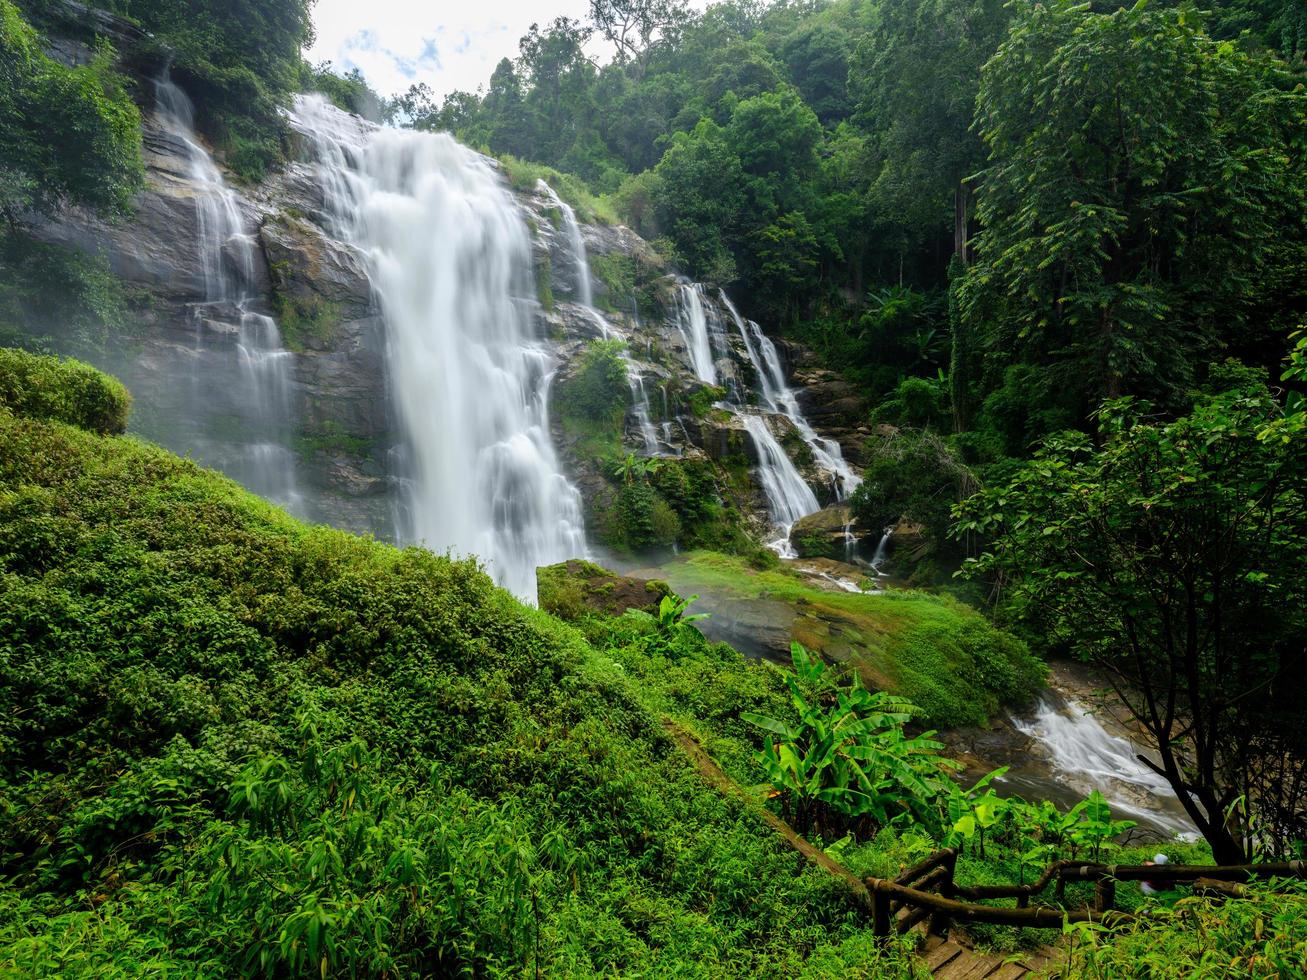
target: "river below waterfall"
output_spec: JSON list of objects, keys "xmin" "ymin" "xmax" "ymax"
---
[{"xmin": 944, "ymin": 661, "xmax": 1199, "ymax": 843}]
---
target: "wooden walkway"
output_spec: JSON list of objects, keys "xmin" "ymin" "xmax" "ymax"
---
[{"xmin": 921, "ymin": 936, "xmax": 1049, "ymax": 978}]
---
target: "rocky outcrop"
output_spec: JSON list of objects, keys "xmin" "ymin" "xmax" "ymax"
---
[
  {"xmin": 537, "ymin": 560, "xmax": 671, "ymax": 621},
  {"xmin": 791, "ymin": 504, "xmax": 857, "ymax": 560}
]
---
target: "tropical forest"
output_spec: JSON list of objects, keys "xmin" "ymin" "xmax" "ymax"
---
[{"xmin": 0, "ymin": 0, "xmax": 1305, "ymax": 975}]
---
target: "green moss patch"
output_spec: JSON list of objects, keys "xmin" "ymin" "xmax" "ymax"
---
[{"xmin": 643, "ymin": 551, "xmax": 1045, "ymax": 726}]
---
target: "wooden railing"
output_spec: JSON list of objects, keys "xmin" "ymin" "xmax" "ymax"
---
[{"xmin": 866, "ymin": 850, "xmax": 1306, "ymax": 938}]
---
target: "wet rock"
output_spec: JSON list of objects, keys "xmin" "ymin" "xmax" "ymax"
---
[
  {"xmin": 683, "ymin": 411, "xmax": 755, "ymax": 462},
  {"xmin": 537, "ymin": 560, "xmax": 671, "ymax": 621},
  {"xmin": 260, "ymin": 212, "xmax": 376, "ymax": 331},
  {"xmin": 791, "ymin": 504, "xmax": 857, "ymax": 560}
]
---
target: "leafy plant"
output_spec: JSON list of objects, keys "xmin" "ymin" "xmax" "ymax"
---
[{"xmin": 743, "ymin": 642, "xmax": 960, "ymax": 839}]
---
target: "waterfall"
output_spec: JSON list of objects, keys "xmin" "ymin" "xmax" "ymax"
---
[
  {"xmin": 1012, "ymin": 694, "xmax": 1198, "ymax": 840},
  {"xmin": 290, "ymin": 95, "xmax": 586, "ymax": 601},
  {"xmin": 674, "ymin": 283, "xmax": 720, "ymax": 385},
  {"xmin": 535, "ymin": 180, "xmax": 592, "ymax": 307},
  {"xmin": 871, "ymin": 528, "xmax": 893, "ymax": 570},
  {"xmin": 539, "ymin": 180, "xmax": 661, "ymax": 456},
  {"xmin": 741, "ymin": 415, "xmax": 819, "ymax": 558},
  {"xmin": 154, "ymin": 76, "xmax": 302, "ymax": 514},
  {"xmin": 720, "ymin": 292, "xmax": 861, "ymax": 500}
]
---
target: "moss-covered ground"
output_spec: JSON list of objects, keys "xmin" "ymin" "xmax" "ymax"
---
[{"xmin": 631, "ymin": 551, "xmax": 1045, "ymax": 727}]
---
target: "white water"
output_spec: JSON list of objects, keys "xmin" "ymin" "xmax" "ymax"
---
[
  {"xmin": 741, "ymin": 415, "xmax": 819, "ymax": 558},
  {"xmin": 1012, "ymin": 694, "xmax": 1199, "ymax": 840},
  {"xmin": 290, "ymin": 95, "xmax": 586, "ymax": 600},
  {"xmin": 155, "ymin": 77, "xmax": 302, "ymax": 513},
  {"xmin": 871, "ymin": 528, "xmax": 893, "ymax": 571},
  {"xmin": 721, "ymin": 293, "xmax": 861, "ymax": 500},
  {"xmin": 674, "ymin": 283, "xmax": 721, "ymax": 385},
  {"xmin": 538, "ymin": 181, "xmax": 663, "ymax": 457}
]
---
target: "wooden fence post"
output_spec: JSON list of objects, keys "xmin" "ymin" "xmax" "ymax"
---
[
  {"xmin": 873, "ymin": 888, "xmax": 892, "ymax": 938},
  {"xmin": 1094, "ymin": 877, "xmax": 1116, "ymax": 914},
  {"xmin": 928, "ymin": 849, "xmax": 959, "ymax": 936}
]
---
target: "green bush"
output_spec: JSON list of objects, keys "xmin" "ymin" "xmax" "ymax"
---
[
  {"xmin": 0, "ymin": 347, "xmax": 130, "ymax": 433},
  {"xmin": 558, "ymin": 339, "xmax": 628, "ymax": 424},
  {"xmin": 1, "ymin": 0, "xmax": 143, "ymax": 217},
  {"xmin": 0, "ymin": 232, "xmax": 133, "ymax": 353}
]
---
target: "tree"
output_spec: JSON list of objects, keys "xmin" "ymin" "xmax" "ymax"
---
[
  {"xmin": 961, "ymin": 2, "xmax": 1307, "ymax": 415},
  {"xmin": 0, "ymin": 0, "xmax": 142, "ymax": 220},
  {"xmin": 956, "ymin": 380, "xmax": 1307, "ymax": 861},
  {"xmin": 849, "ymin": 0, "xmax": 1010, "ymax": 264},
  {"xmin": 589, "ymin": 0, "xmax": 690, "ymax": 75}
]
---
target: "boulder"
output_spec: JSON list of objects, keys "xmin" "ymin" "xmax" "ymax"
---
[
  {"xmin": 537, "ymin": 560, "xmax": 671, "ymax": 621},
  {"xmin": 791, "ymin": 504, "xmax": 857, "ymax": 560}
]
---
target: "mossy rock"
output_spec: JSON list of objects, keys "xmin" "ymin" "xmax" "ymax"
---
[
  {"xmin": 537, "ymin": 559, "xmax": 671, "ymax": 621},
  {"xmin": 791, "ymin": 504, "xmax": 855, "ymax": 560}
]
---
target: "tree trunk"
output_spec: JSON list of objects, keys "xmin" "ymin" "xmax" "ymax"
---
[{"xmin": 953, "ymin": 182, "xmax": 969, "ymax": 265}]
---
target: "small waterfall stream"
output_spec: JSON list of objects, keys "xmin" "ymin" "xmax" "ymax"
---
[
  {"xmin": 538, "ymin": 181, "xmax": 661, "ymax": 456},
  {"xmin": 290, "ymin": 95, "xmax": 586, "ymax": 600},
  {"xmin": 674, "ymin": 283, "xmax": 723, "ymax": 386},
  {"xmin": 674, "ymin": 284, "xmax": 853, "ymax": 557},
  {"xmin": 1009, "ymin": 692, "xmax": 1198, "ymax": 840},
  {"xmin": 154, "ymin": 76, "xmax": 303, "ymax": 513},
  {"xmin": 721, "ymin": 293, "xmax": 861, "ymax": 500}
]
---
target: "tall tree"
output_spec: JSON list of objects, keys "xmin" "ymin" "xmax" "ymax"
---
[
  {"xmin": 849, "ymin": 0, "xmax": 1010, "ymax": 264},
  {"xmin": 589, "ymin": 0, "xmax": 690, "ymax": 76},
  {"xmin": 957, "ymin": 380, "xmax": 1307, "ymax": 862},
  {"xmin": 961, "ymin": 2, "xmax": 1307, "ymax": 414}
]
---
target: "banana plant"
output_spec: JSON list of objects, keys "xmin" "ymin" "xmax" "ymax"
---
[
  {"xmin": 743, "ymin": 642, "xmax": 958, "ymax": 838},
  {"xmin": 943, "ymin": 767, "xmax": 1010, "ymax": 858}
]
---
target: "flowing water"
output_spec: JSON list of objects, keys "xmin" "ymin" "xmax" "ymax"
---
[
  {"xmin": 670, "ymin": 283, "xmax": 851, "ymax": 555},
  {"xmin": 721, "ymin": 293, "xmax": 861, "ymax": 500},
  {"xmin": 674, "ymin": 283, "xmax": 722, "ymax": 385},
  {"xmin": 539, "ymin": 181, "xmax": 662, "ymax": 456},
  {"xmin": 1008, "ymin": 692, "xmax": 1199, "ymax": 840},
  {"xmin": 154, "ymin": 77, "xmax": 303, "ymax": 513},
  {"xmin": 740, "ymin": 415, "xmax": 819, "ymax": 558},
  {"xmin": 290, "ymin": 95, "xmax": 586, "ymax": 600}
]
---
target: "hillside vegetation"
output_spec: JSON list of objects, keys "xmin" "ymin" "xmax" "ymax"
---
[{"xmin": 0, "ymin": 355, "xmax": 925, "ymax": 976}]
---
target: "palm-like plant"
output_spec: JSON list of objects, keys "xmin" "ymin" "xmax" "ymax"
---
[{"xmin": 743, "ymin": 643, "xmax": 959, "ymax": 839}]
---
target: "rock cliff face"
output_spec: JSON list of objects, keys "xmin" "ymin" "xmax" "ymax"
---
[{"xmin": 24, "ymin": 25, "xmax": 869, "ymax": 555}]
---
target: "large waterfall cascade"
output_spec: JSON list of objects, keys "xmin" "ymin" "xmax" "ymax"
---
[
  {"xmin": 538, "ymin": 181, "xmax": 662, "ymax": 457},
  {"xmin": 154, "ymin": 77, "xmax": 303, "ymax": 513},
  {"xmin": 289, "ymin": 95, "xmax": 586, "ymax": 600}
]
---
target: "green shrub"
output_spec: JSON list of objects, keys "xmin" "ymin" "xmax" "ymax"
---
[
  {"xmin": 1, "ymin": 1, "xmax": 143, "ymax": 217},
  {"xmin": 559, "ymin": 339, "xmax": 628, "ymax": 423},
  {"xmin": 0, "ymin": 347, "xmax": 130, "ymax": 433},
  {"xmin": 0, "ymin": 231, "xmax": 133, "ymax": 353}
]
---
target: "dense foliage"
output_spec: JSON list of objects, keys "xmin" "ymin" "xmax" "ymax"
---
[
  {"xmin": 0, "ymin": 355, "xmax": 931, "ymax": 976},
  {"xmin": 422, "ymin": 0, "xmax": 1305, "ymax": 421},
  {"xmin": 0, "ymin": 0, "xmax": 142, "ymax": 219},
  {"xmin": 958, "ymin": 377, "xmax": 1307, "ymax": 862},
  {"xmin": 0, "ymin": 347, "xmax": 131, "ymax": 433}
]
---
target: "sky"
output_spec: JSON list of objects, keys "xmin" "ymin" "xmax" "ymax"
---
[{"xmin": 306, "ymin": 0, "xmax": 646, "ymax": 102}]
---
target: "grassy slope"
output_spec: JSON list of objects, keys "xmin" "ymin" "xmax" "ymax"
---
[
  {"xmin": 0, "ymin": 398, "xmax": 923, "ymax": 976},
  {"xmin": 646, "ymin": 552, "xmax": 1045, "ymax": 726}
]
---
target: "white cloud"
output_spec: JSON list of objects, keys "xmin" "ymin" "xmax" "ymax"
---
[{"xmin": 308, "ymin": 0, "xmax": 595, "ymax": 101}]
